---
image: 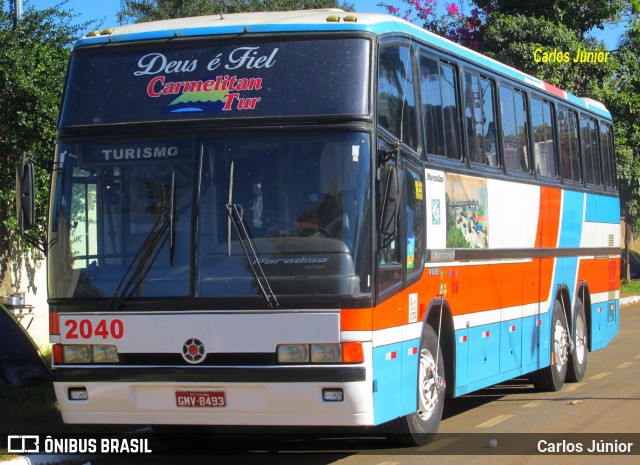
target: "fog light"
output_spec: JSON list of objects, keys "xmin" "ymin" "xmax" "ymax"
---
[
  {"xmin": 68, "ymin": 387, "xmax": 88, "ymax": 401},
  {"xmin": 93, "ymin": 345, "xmax": 119, "ymax": 363},
  {"xmin": 311, "ymin": 344, "xmax": 342, "ymax": 363},
  {"xmin": 277, "ymin": 344, "xmax": 310, "ymax": 363},
  {"xmin": 63, "ymin": 345, "xmax": 92, "ymax": 364},
  {"xmin": 322, "ymin": 388, "xmax": 344, "ymax": 402}
]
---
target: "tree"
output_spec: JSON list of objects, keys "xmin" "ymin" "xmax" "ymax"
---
[
  {"xmin": 600, "ymin": 1, "xmax": 640, "ymax": 281},
  {"xmin": 481, "ymin": 14, "xmax": 615, "ymax": 95},
  {"xmin": 0, "ymin": 1, "xmax": 90, "ymax": 291},
  {"xmin": 472, "ymin": 0, "xmax": 626, "ymax": 39},
  {"xmin": 118, "ymin": 0, "xmax": 354, "ymax": 24}
]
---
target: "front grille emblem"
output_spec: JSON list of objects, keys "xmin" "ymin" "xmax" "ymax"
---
[{"xmin": 182, "ymin": 338, "xmax": 206, "ymax": 364}]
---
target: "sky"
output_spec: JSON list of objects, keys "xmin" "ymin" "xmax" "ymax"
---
[{"xmin": 19, "ymin": 0, "xmax": 629, "ymax": 49}]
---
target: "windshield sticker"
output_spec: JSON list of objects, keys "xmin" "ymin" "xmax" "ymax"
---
[
  {"xmin": 407, "ymin": 235, "xmax": 416, "ymax": 269},
  {"xmin": 415, "ymin": 180, "xmax": 424, "ymax": 200},
  {"xmin": 134, "ymin": 48, "xmax": 278, "ymax": 114}
]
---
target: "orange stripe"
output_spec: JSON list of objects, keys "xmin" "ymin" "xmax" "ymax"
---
[
  {"xmin": 578, "ymin": 257, "xmax": 620, "ymax": 294},
  {"xmin": 536, "ymin": 187, "xmax": 562, "ymax": 248},
  {"xmin": 340, "ymin": 307, "xmax": 373, "ymax": 331}
]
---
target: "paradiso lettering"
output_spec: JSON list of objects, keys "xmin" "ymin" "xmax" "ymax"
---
[{"xmin": 133, "ymin": 47, "xmax": 278, "ymax": 112}]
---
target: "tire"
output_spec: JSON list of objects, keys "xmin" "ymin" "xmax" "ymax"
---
[
  {"xmin": 566, "ymin": 296, "xmax": 588, "ymax": 382},
  {"xmin": 386, "ymin": 324, "xmax": 445, "ymax": 446},
  {"xmin": 531, "ymin": 299, "xmax": 569, "ymax": 391}
]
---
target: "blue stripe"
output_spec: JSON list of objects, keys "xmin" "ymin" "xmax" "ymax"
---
[
  {"xmin": 372, "ymin": 342, "xmax": 403, "ymax": 425},
  {"xmin": 590, "ymin": 299, "xmax": 619, "ymax": 351},
  {"xmin": 558, "ymin": 190, "xmax": 584, "ymax": 248},
  {"xmin": 585, "ymin": 194, "xmax": 620, "ymax": 224}
]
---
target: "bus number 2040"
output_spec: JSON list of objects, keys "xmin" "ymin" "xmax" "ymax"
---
[{"xmin": 65, "ymin": 319, "xmax": 124, "ymax": 340}]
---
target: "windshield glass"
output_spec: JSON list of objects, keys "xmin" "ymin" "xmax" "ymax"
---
[{"xmin": 48, "ymin": 132, "xmax": 371, "ymax": 301}]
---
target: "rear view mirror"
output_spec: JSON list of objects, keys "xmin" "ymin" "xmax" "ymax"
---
[{"xmin": 16, "ymin": 160, "xmax": 36, "ymax": 232}]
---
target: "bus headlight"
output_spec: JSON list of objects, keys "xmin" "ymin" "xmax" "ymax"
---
[
  {"xmin": 62, "ymin": 345, "xmax": 92, "ymax": 364},
  {"xmin": 92, "ymin": 345, "xmax": 119, "ymax": 363},
  {"xmin": 311, "ymin": 344, "xmax": 342, "ymax": 363},
  {"xmin": 277, "ymin": 342, "xmax": 363, "ymax": 364},
  {"xmin": 277, "ymin": 344, "xmax": 310, "ymax": 363}
]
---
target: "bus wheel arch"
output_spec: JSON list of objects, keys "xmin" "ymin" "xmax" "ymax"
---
[
  {"xmin": 384, "ymin": 298, "xmax": 452, "ymax": 446},
  {"xmin": 424, "ymin": 298, "xmax": 455, "ymax": 398}
]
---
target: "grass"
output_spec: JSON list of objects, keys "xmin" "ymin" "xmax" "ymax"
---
[
  {"xmin": 0, "ymin": 380, "xmax": 133, "ymax": 457},
  {"xmin": 0, "ymin": 349, "xmax": 132, "ymax": 457},
  {"xmin": 621, "ymin": 279, "xmax": 640, "ymax": 295}
]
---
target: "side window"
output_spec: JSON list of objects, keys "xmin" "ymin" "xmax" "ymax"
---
[
  {"xmin": 419, "ymin": 54, "xmax": 462, "ymax": 160},
  {"xmin": 531, "ymin": 97, "xmax": 557, "ymax": 178},
  {"xmin": 581, "ymin": 116, "xmax": 601, "ymax": 186},
  {"xmin": 378, "ymin": 45, "xmax": 418, "ymax": 151},
  {"xmin": 558, "ymin": 108, "xmax": 581, "ymax": 182},
  {"xmin": 376, "ymin": 154, "xmax": 425, "ymax": 295},
  {"xmin": 600, "ymin": 123, "xmax": 616, "ymax": 188},
  {"xmin": 70, "ymin": 168, "xmax": 98, "ymax": 269},
  {"xmin": 499, "ymin": 86, "xmax": 530, "ymax": 173},
  {"xmin": 464, "ymin": 72, "xmax": 498, "ymax": 167},
  {"xmin": 404, "ymin": 164, "xmax": 425, "ymax": 277}
]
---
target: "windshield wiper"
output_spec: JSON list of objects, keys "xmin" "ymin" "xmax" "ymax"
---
[
  {"xmin": 109, "ymin": 212, "xmax": 170, "ymax": 309},
  {"xmin": 226, "ymin": 162, "xmax": 279, "ymax": 309},
  {"xmin": 110, "ymin": 178, "xmax": 176, "ymax": 309}
]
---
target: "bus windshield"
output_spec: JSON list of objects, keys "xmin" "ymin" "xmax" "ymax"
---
[{"xmin": 48, "ymin": 132, "xmax": 372, "ymax": 302}]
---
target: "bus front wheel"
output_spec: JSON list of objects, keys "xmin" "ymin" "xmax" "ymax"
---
[
  {"xmin": 531, "ymin": 299, "xmax": 569, "ymax": 391},
  {"xmin": 386, "ymin": 324, "xmax": 445, "ymax": 446}
]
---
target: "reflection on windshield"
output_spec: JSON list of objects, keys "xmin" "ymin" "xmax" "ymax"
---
[
  {"xmin": 48, "ymin": 133, "xmax": 371, "ymax": 301},
  {"xmin": 48, "ymin": 143, "xmax": 195, "ymax": 300},
  {"xmin": 198, "ymin": 133, "xmax": 371, "ymax": 297}
]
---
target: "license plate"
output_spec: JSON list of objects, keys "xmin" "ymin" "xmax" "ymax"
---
[{"xmin": 176, "ymin": 391, "xmax": 226, "ymax": 408}]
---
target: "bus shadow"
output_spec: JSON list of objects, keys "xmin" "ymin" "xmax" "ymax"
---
[{"xmin": 443, "ymin": 377, "xmax": 535, "ymax": 420}]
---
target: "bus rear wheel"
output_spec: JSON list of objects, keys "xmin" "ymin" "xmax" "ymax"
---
[
  {"xmin": 386, "ymin": 324, "xmax": 445, "ymax": 446},
  {"xmin": 531, "ymin": 299, "xmax": 569, "ymax": 391},
  {"xmin": 567, "ymin": 297, "xmax": 588, "ymax": 382}
]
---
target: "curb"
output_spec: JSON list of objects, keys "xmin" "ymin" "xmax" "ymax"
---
[{"xmin": 620, "ymin": 295, "xmax": 640, "ymax": 306}]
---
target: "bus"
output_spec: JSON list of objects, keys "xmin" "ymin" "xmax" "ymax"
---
[{"xmin": 17, "ymin": 10, "xmax": 620, "ymax": 446}]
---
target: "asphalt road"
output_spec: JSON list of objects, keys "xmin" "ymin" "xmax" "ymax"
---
[{"xmin": 84, "ymin": 303, "xmax": 640, "ymax": 465}]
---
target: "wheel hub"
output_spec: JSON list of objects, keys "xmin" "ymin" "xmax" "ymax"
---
[{"xmin": 417, "ymin": 348, "xmax": 439, "ymax": 421}]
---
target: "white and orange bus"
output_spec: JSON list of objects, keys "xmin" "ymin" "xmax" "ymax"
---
[{"xmin": 18, "ymin": 10, "xmax": 619, "ymax": 445}]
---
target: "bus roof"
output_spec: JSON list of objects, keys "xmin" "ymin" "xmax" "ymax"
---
[{"xmin": 76, "ymin": 9, "xmax": 611, "ymax": 119}]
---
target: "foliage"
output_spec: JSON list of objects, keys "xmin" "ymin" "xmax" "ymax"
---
[
  {"xmin": 118, "ymin": 0, "xmax": 354, "ymax": 23},
  {"xmin": 481, "ymin": 14, "xmax": 615, "ymax": 95},
  {"xmin": 0, "ymin": 1, "xmax": 92, "ymax": 273},
  {"xmin": 601, "ymin": 1, "xmax": 640, "ymax": 238},
  {"xmin": 377, "ymin": 0, "xmax": 485, "ymax": 48},
  {"xmin": 472, "ymin": 0, "xmax": 626, "ymax": 39}
]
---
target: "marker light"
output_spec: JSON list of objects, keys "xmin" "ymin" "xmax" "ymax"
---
[
  {"xmin": 68, "ymin": 387, "xmax": 88, "ymax": 401},
  {"xmin": 341, "ymin": 342, "xmax": 364, "ymax": 363},
  {"xmin": 322, "ymin": 388, "xmax": 344, "ymax": 402}
]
